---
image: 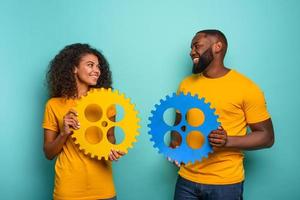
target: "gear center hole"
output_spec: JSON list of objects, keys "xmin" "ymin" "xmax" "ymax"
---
[{"xmin": 102, "ymin": 121, "xmax": 108, "ymax": 127}]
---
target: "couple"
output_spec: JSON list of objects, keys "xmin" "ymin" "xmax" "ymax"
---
[{"xmin": 42, "ymin": 29, "xmax": 274, "ymax": 200}]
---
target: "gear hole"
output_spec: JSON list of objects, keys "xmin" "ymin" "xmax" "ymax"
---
[
  {"xmin": 85, "ymin": 104, "xmax": 102, "ymax": 122},
  {"xmin": 85, "ymin": 126, "xmax": 103, "ymax": 144},
  {"xmin": 107, "ymin": 104, "xmax": 124, "ymax": 122},
  {"xmin": 163, "ymin": 108, "xmax": 181, "ymax": 126},
  {"xmin": 107, "ymin": 126, "xmax": 125, "ymax": 145},
  {"xmin": 186, "ymin": 131, "xmax": 205, "ymax": 149},
  {"xmin": 164, "ymin": 130, "xmax": 182, "ymax": 149},
  {"xmin": 186, "ymin": 108, "xmax": 205, "ymax": 127}
]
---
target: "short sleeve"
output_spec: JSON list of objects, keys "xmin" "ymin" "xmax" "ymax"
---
[
  {"xmin": 42, "ymin": 100, "xmax": 59, "ymax": 132},
  {"xmin": 243, "ymin": 84, "xmax": 270, "ymax": 124}
]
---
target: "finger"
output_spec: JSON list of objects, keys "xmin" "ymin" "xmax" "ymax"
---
[
  {"xmin": 65, "ymin": 119, "xmax": 80, "ymax": 129},
  {"xmin": 66, "ymin": 109, "xmax": 78, "ymax": 118},
  {"xmin": 108, "ymin": 153, "xmax": 114, "ymax": 161},
  {"xmin": 209, "ymin": 138, "xmax": 226, "ymax": 146},
  {"xmin": 109, "ymin": 151, "xmax": 117, "ymax": 161},
  {"xmin": 69, "ymin": 115, "xmax": 80, "ymax": 126},
  {"xmin": 69, "ymin": 109, "xmax": 78, "ymax": 116},
  {"xmin": 111, "ymin": 150, "xmax": 119, "ymax": 160},
  {"xmin": 116, "ymin": 150, "xmax": 125, "ymax": 156},
  {"xmin": 209, "ymin": 133, "xmax": 226, "ymax": 139}
]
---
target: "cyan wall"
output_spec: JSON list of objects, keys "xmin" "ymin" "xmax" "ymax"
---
[{"xmin": 0, "ymin": 0, "xmax": 299, "ymax": 199}]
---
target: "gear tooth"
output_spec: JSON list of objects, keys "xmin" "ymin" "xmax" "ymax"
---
[
  {"xmin": 107, "ymin": 88, "xmax": 112, "ymax": 92},
  {"xmin": 114, "ymin": 89, "xmax": 119, "ymax": 94},
  {"xmin": 154, "ymin": 104, "xmax": 159, "ymax": 109},
  {"xmin": 172, "ymin": 92, "xmax": 178, "ymax": 97}
]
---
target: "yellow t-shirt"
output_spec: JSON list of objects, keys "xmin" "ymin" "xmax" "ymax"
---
[
  {"xmin": 178, "ymin": 69, "xmax": 270, "ymax": 185},
  {"xmin": 42, "ymin": 98, "xmax": 116, "ymax": 200}
]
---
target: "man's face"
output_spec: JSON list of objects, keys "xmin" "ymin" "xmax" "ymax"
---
[{"xmin": 190, "ymin": 33, "xmax": 214, "ymax": 74}]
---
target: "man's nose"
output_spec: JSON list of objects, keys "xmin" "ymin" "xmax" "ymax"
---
[{"xmin": 190, "ymin": 48, "xmax": 196, "ymax": 57}]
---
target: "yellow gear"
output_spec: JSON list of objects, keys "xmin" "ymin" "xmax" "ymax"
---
[{"xmin": 72, "ymin": 88, "xmax": 140, "ymax": 160}]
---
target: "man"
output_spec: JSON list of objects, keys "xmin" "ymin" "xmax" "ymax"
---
[{"xmin": 171, "ymin": 29, "xmax": 274, "ymax": 200}]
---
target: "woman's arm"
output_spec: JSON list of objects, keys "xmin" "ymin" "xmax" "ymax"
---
[{"xmin": 43, "ymin": 109, "xmax": 80, "ymax": 160}]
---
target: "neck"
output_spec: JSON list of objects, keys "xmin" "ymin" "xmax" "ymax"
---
[
  {"xmin": 76, "ymin": 80, "xmax": 89, "ymax": 98},
  {"xmin": 202, "ymin": 59, "xmax": 229, "ymax": 78}
]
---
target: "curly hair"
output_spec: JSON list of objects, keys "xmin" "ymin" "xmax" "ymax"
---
[{"xmin": 46, "ymin": 43, "xmax": 112, "ymax": 98}]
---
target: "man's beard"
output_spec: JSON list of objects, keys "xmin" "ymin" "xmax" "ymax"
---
[{"xmin": 192, "ymin": 47, "xmax": 214, "ymax": 74}]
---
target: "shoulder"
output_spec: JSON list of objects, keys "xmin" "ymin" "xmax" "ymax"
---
[
  {"xmin": 231, "ymin": 70, "xmax": 263, "ymax": 92},
  {"xmin": 179, "ymin": 74, "xmax": 199, "ymax": 86},
  {"xmin": 45, "ymin": 97, "xmax": 65, "ymax": 108}
]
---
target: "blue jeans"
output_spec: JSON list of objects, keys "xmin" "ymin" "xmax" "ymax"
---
[{"xmin": 174, "ymin": 176, "xmax": 243, "ymax": 200}]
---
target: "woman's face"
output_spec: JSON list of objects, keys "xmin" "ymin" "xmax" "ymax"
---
[{"xmin": 74, "ymin": 53, "xmax": 101, "ymax": 86}]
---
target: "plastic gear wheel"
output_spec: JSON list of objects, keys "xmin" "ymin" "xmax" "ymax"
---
[
  {"xmin": 72, "ymin": 88, "xmax": 140, "ymax": 160},
  {"xmin": 148, "ymin": 92, "xmax": 220, "ymax": 164}
]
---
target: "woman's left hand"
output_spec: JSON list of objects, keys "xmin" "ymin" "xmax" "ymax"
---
[{"xmin": 109, "ymin": 149, "xmax": 126, "ymax": 161}]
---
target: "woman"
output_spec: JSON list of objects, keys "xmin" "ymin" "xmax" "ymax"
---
[{"xmin": 43, "ymin": 43, "xmax": 124, "ymax": 200}]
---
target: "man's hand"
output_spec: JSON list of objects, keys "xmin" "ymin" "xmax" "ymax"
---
[{"xmin": 208, "ymin": 126, "xmax": 227, "ymax": 147}]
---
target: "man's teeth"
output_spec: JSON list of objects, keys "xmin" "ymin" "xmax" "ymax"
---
[{"xmin": 193, "ymin": 58, "xmax": 199, "ymax": 63}]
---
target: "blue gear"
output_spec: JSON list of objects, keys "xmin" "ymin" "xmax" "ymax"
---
[{"xmin": 148, "ymin": 92, "xmax": 220, "ymax": 164}]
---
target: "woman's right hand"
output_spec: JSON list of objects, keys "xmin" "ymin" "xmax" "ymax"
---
[{"xmin": 62, "ymin": 109, "xmax": 80, "ymax": 136}]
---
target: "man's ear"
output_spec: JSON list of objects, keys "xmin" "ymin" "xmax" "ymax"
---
[{"xmin": 213, "ymin": 41, "xmax": 223, "ymax": 54}]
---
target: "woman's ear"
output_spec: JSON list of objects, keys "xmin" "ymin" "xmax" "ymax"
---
[{"xmin": 73, "ymin": 66, "xmax": 78, "ymax": 74}]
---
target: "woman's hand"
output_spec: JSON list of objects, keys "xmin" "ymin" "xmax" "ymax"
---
[
  {"xmin": 109, "ymin": 149, "xmax": 126, "ymax": 161},
  {"xmin": 62, "ymin": 109, "xmax": 80, "ymax": 136}
]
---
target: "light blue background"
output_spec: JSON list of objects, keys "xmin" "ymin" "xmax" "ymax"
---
[{"xmin": 0, "ymin": 0, "xmax": 299, "ymax": 199}]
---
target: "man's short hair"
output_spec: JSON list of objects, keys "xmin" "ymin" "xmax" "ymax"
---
[{"xmin": 197, "ymin": 29, "xmax": 228, "ymax": 55}]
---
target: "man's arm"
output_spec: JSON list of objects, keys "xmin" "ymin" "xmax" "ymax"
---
[{"xmin": 209, "ymin": 118, "xmax": 275, "ymax": 150}]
